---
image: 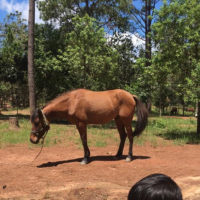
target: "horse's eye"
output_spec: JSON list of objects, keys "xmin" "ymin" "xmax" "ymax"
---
[{"xmin": 35, "ymin": 122, "xmax": 39, "ymax": 126}]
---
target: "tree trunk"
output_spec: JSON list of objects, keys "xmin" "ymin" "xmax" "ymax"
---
[
  {"xmin": 28, "ymin": 0, "xmax": 36, "ymax": 116},
  {"xmin": 182, "ymin": 101, "xmax": 185, "ymax": 116},
  {"xmin": 159, "ymin": 92, "xmax": 161, "ymax": 117},
  {"xmin": 145, "ymin": 1, "xmax": 152, "ymax": 113},
  {"xmin": 9, "ymin": 117, "xmax": 19, "ymax": 130},
  {"xmin": 197, "ymin": 101, "xmax": 200, "ymax": 134},
  {"xmin": 146, "ymin": 90, "xmax": 152, "ymax": 113}
]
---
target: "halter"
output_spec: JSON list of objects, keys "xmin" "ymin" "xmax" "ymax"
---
[
  {"xmin": 1, "ymin": 110, "xmax": 49, "ymax": 165},
  {"xmin": 31, "ymin": 109, "xmax": 50, "ymax": 137}
]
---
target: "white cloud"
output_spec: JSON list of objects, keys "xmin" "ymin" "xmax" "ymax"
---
[
  {"xmin": 0, "ymin": 0, "xmax": 43, "ymax": 24},
  {"xmin": 130, "ymin": 33, "xmax": 145, "ymax": 48},
  {"xmin": 106, "ymin": 32, "xmax": 145, "ymax": 48}
]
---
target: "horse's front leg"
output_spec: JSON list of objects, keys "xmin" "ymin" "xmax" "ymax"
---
[{"xmin": 76, "ymin": 122, "xmax": 90, "ymax": 165}]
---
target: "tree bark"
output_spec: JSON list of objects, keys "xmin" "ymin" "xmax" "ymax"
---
[
  {"xmin": 197, "ymin": 101, "xmax": 200, "ymax": 134},
  {"xmin": 145, "ymin": 1, "xmax": 152, "ymax": 113},
  {"xmin": 28, "ymin": 0, "xmax": 36, "ymax": 116},
  {"xmin": 159, "ymin": 87, "xmax": 161, "ymax": 116}
]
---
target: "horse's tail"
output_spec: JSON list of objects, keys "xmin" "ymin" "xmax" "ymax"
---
[{"xmin": 132, "ymin": 95, "xmax": 148, "ymax": 137}]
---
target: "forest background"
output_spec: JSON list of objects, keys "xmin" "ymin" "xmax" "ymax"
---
[{"xmin": 0, "ymin": 0, "xmax": 199, "ymax": 133}]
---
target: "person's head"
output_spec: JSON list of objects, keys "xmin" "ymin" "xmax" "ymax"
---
[{"xmin": 128, "ymin": 173, "xmax": 182, "ymax": 200}]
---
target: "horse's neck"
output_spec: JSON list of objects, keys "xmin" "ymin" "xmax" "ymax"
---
[{"xmin": 42, "ymin": 101, "xmax": 70, "ymax": 122}]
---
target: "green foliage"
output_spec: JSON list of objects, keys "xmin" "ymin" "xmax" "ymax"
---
[
  {"xmin": 0, "ymin": 12, "xmax": 28, "ymax": 108},
  {"xmin": 34, "ymin": 23, "xmax": 73, "ymax": 99},
  {"xmin": 58, "ymin": 15, "xmax": 120, "ymax": 90},
  {"xmin": 109, "ymin": 32, "xmax": 136, "ymax": 87},
  {"xmin": 37, "ymin": 0, "xmax": 134, "ymax": 32},
  {"xmin": 149, "ymin": 0, "xmax": 200, "ymax": 124},
  {"xmin": 0, "ymin": 82, "xmax": 10, "ymax": 109},
  {"xmin": 0, "ymin": 1, "xmax": 199, "ymax": 129},
  {"xmin": 152, "ymin": 0, "xmax": 200, "ymax": 101},
  {"xmin": 0, "ymin": 12, "xmax": 27, "ymax": 84},
  {"xmin": 124, "ymin": 57, "xmax": 153, "ymax": 102}
]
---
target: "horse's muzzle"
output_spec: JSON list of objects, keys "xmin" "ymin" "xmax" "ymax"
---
[{"xmin": 30, "ymin": 137, "xmax": 39, "ymax": 144}]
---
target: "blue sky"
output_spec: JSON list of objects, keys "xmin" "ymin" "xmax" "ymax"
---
[
  {"xmin": 0, "ymin": 0, "xmax": 163, "ymax": 23},
  {"xmin": 0, "ymin": 0, "xmax": 163, "ymax": 47},
  {"xmin": 0, "ymin": 0, "xmax": 43, "ymax": 23}
]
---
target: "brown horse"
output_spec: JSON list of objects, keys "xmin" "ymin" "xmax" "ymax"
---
[
  {"xmin": 30, "ymin": 89, "xmax": 148, "ymax": 165},
  {"xmin": 170, "ymin": 107, "xmax": 177, "ymax": 115},
  {"xmin": 185, "ymin": 107, "xmax": 195, "ymax": 114}
]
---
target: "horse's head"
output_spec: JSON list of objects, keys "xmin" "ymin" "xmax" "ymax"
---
[{"xmin": 30, "ymin": 108, "xmax": 50, "ymax": 144}]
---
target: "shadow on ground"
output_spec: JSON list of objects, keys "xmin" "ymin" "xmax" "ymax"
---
[
  {"xmin": 0, "ymin": 114, "xmax": 30, "ymax": 121},
  {"xmin": 37, "ymin": 155, "xmax": 150, "ymax": 168},
  {"xmin": 158, "ymin": 131, "xmax": 200, "ymax": 144}
]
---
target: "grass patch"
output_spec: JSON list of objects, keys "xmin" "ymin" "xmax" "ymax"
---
[
  {"xmin": 160, "ymin": 130, "xmax": 200, "ymax": 145},
  {"xmin": 0, "ymin": 118, "xmax": 30, "ymax": 148},
  {"xmin": 95, "ymin": 140, "xmax": 107, "ymax": 147},
  {"xmin": 147, "ymin": 117, "xmax": 198, "ymax": 146},
  {"xmin": 0, "ymin": 113, "xmax": 198, "ymax": 148}
]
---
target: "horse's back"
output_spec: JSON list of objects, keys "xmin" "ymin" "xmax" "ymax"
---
[
  {"xmin": 74, "ymin": 89, "xmax": 135, "ymax": 108},
  {"xmin": 70, "ymin": 89, "xmax": 136, "ymax": 124}
]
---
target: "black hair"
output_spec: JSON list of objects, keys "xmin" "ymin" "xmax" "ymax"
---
[{"xmin": 128, "ymin": 174, "xmax": 182, "ymax": 200}]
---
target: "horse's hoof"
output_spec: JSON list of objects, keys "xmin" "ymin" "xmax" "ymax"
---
[
  {"xmin": 81, "ymin": 159, "xmax": 88, "ymax": 165},
  {"xmin": 125, "ymin": 156, "xmax": 132, "ymax": 162}
]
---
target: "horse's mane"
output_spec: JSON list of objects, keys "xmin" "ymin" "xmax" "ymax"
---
[
  {"xmin": 41, "ymin": 91, "xmax": 71, "ymax": 109},
  {"xmin": 41, "ymin": 88, "xmax": 86, "ymax": 109},
  {"xmin": 30, "ymin": 92, "xmax": 73, "ymax": 121}
]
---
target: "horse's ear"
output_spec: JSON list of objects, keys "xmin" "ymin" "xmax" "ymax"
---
[
  {"xmin": 37, "ymin": 108, "xmax": 43, "ymax": 119},
  {"xmin": 31, "ymin": 108, "xmax": 40, "ymax": 122},
  {"xmin": 36, "ymin": 108, "xmax": 42, "ymax": 118}
]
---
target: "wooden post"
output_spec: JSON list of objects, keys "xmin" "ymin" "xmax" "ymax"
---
[{"xmin": 9, "ymin": 117, "xmax": 20, "ymax": 130}]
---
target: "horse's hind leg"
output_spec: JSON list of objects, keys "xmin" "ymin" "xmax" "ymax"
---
[
  {"xmin": 124, "ymin": 124, "xmax": 133, "ymax": 162},
  {"xmin": 115, "ymin": 117, "xmax": 127, "ymax": 159},
  {"xmin": 76, "ymin": 122, "xmax": 90, "ymax": 165}
]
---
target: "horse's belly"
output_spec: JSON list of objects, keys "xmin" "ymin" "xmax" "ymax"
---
[
  {"xmin": 75, "ymin": 96, "xmax": 120, "ymax": 124},
  {"xmin": 86, "ymin": 112, "xmax": 117, "ymax": 124}
]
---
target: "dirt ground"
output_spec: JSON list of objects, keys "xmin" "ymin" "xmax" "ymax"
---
[{"xmin": 0, "ymin": 143, "xmax": 200, "ymax": 200}]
